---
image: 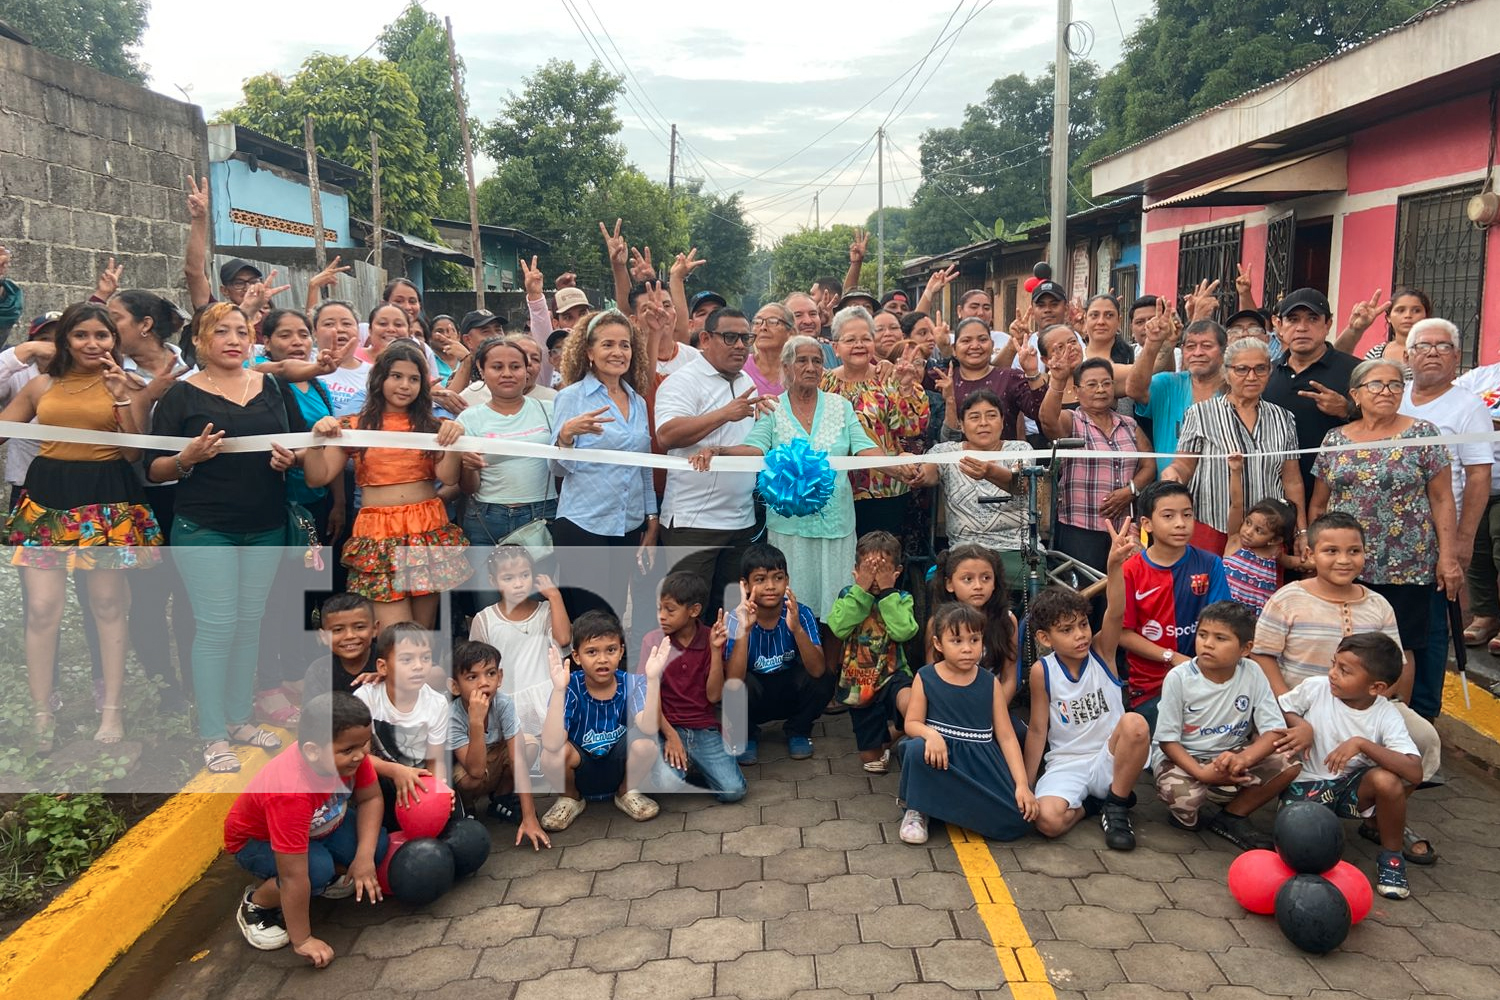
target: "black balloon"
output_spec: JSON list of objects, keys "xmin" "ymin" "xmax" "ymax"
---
[
  {"xmin": 386, "ymin": 837, "xmax": 455, "ymax": 906},
  {"xmin": 1033, "ymin": 261, "xmax": 1052, "ymax": 280},
  {"xmin": 1274, "ymin": 874, "xmax": 1351, "ymax": 954},
  {"xmin": 1274, "ymin": 801, "xmax": 1344, "ymax": 874},
  {"xmin": 441, "ymin": 817, "xmax": 492, "ymax": 878}
]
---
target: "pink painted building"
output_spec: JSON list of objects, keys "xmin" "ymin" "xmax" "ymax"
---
[{"xmin": 1089, "ymin": 0, "xmax": 1500, "ymax": 366}]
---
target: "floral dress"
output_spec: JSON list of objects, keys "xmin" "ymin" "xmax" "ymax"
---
[
  {"xmin": 1312, "ymin": 420, "xmax": 1446, "ymax": 585},
  {"xmin": 821, "ymin": 372, "xmax": 929, "ymax": 500}
]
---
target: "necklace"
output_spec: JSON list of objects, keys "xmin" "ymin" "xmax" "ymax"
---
[
  {"xmin": 62, "ymin": 376, "xmax": 103, "ymax": 394},
  {"xmin": 204, "ymin": 370, "xmax": 252, "ymax": 406}
]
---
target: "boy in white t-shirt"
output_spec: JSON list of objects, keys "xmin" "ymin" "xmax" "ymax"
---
[
  {"xmin": 355, "ymin": 623, "xmax": 450, "ymax": 829},
  {"xmin": 1153, "ymin": 602, "xmax": 1301, "ymax": 851},
  {"xmin": 1278, "ymin": 632, "xmax": 1422, "ymax": 900}
]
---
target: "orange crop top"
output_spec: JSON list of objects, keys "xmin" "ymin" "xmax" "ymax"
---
[
  {"xmin": 36, "ymin": 373, "xmax": 124, "ymax": 462},
  {"xmin": 341, "ymin": 412, "xmax": 438, "ymax": 487}
]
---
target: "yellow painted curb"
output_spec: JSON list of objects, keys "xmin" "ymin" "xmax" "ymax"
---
[
  {"xmin": 1442, "ymin": 671, "xmax": 1500, "ymax": 744},
  {"xmin": 0, "ymin": 735, "xmax": 286, "ymax": 1000},
  {"xmin": 948, "ymin": 825, "xmax": 1058, "ymax": 999}
]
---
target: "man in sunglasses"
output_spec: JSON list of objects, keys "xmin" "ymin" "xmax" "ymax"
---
[
  {"xmin": 654, "ymin": 308, "xmax": 775, "ymax": 616},
  {"xmin": 1263, "ymin": 288, "xmax": 1360, "ymax": 499}
]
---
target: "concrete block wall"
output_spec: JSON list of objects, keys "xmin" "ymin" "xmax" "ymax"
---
[{"xmin": 0, "ymin": 35, "xmax": 207, "ymax": 319}]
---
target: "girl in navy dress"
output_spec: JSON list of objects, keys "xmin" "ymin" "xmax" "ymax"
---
[{"xmin": 898, "ymin": 603, "xmax": 1037, "ymax": 844}]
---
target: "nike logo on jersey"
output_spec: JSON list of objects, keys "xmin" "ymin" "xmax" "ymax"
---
[{"xmin": 1134, "ymin": 586, "xmax": 1162, "ymax": 600}]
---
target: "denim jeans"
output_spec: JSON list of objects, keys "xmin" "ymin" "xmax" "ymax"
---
[
  {"xmin": 461, "ymin": 499, "xmax": 556, "ymax": 618},
  {"xmin": 235, "ymin": 814, "xmax": 388, "ymax": 893},
  {"xmin": 667, "ymin": 726, "xmax": 747, "ymax": 803},
  {"xmin": 172, "ymin": 518, "xmax": 284, "ymax": 740},
  {"xmin": 1412, "ymin": 588, "xmax": 1450, "ymax": 720}
]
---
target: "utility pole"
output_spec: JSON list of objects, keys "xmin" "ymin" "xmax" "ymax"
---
[
  {"xmin": 813, "ymin": 191, "xmax": 819, "ymax": 231},
  {"xmin": 445, "ymin": 16, "xmax": 484, "ymax": 309},
  {"xmin": 668, "ymin": 124, "xmax": 678, "ymax": 204},
  {"xmin": 303, "ymin": 115, "xmax": 326, "ymax": 272},
  {"xmin": 370, "ymin": 131, "xmax": 382, "ymax": 274},
  {"xmin": 877, "ymin": 127, "xmax": 885, "ymax": 298},
  {"xmin": 1048, "ymin": 0, "xmax": 1071, "ymax": 285}
]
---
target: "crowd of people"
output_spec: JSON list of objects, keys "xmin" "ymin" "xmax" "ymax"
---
[{"xmin": 0, "ymin": 192, "xmax": 1492, "ymax": 967}]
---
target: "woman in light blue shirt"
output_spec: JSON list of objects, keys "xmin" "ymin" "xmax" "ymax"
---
[{"xmin": 550, "ymin": 309, "xmax": 659, "ymax": 622}]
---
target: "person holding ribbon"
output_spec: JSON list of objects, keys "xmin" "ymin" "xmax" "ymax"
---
[
  {"xmin": 147, "ymin": 302, "xmax": 338, "ymax": 773},
  {"xmin": 2, "ymin": 303, "xmax": 161, "ymax": 750},
  {"xmin": 696, "ymin": 335, "xmax": 887, "ymax": 622}
]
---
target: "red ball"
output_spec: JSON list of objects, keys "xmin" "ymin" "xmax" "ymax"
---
[
  {"xmin": 376, "ymin": 831, "xmax": 408, "ymax": 897},
  {"xmin": 1228, "ymin": 848, "xmax": 1296, "ymax": 914},
  {"xmin": 1023, "ymin": 276, "xmax": 1042, "ymax": 294},
  {"xmin": 1322, "ymin": 860, "xmax": 1372, "ymax": 924},
  {"xmin": 394, "ymin": 775, "xmax": 454, "ymax": 839}
]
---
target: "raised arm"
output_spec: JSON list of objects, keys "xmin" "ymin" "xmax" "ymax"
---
[
  {"xmin": 600, "ymin": 220, "xmax": 632, "ymax": 313},
  {"xmin": 843, "ymin": 228, "xmax": 866, "ymax": 293},
  {"xmin": 184, "ymin": 176, "xmax": 212, "ymax": 310},
  {"xmin": 668, "ymin": 250, "xmax": 704, "ymax": 345},
  {"xmin": 1331, "ymin": 290, "xmax": 1390, "ymax": 355}
]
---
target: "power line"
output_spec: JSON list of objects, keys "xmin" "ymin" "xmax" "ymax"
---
[
  {"xmin": 738, "ymin": 132, "xmax": 879, "ymax": 211},
  {"xmin": 879, "ymin": 1, "xmax": 969, "ymax": 132},
  {"xmin": 888, "ymin": 138, "xmax": 992, "ymax": 233},
  {"xmin": 826, "ymin": 142, "xmax": 881, "ymax": 223}
]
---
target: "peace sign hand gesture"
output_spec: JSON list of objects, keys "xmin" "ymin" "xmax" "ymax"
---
[
  {"xmin": 100, "ymin": 357, "xmax": 141, "ymax": 401},
  {"xmin": 636, "ymin": 281, "xmax": 671, "ymax": 338},
  {"xmin": 1235, "ymin": 262, "xmax": 1255, "ymax": 300},
  {"xmin": 924, "ymin": 265, "xmax": 958, "ymax": 301},
  {"xmin": 709, "ymin": 609, "xmax": 729, "ymax": 652},
  {"xmin": 1105, "ymin": 518, "xmax": 1142, "ymax": 570},
  {"xmin": 1185, "ymin": 279, "xmax": 1221, "ymax": 322},
  {"xmin": 185, "ymin": 175, "xmax": 209, "ymax": 220},
  {"xmin": 1347, "ymin": 289, "xmax": 1391, "ymax": 335},
  {"xmin": 308, "ymin": 255, "xmax": 351, "ymax": 297},
  {"xmin": 671, "ymin": 248, "xmax": 707, "ymax": 284},
  {"xmin": 894, "ymin": 343, "xmax": 921, "ymax": 390},
  {"xmin": 95, "ymin": 257, "xmax": 125, "ymax": 300},
  {"xmin": 599, "ymin": 219, "xmax": 627, "ymax": 268},
  {"xmin": 1009, "ymin": 302, "xmax": 1035, "ymax": 339},
  {"xmin": 520, "ymin": 255, "xmax": 545, "ymax": 299},
  {"xmin": 629, "ymin": 245, "xmax": 655, "ymax": 283},
  {"xmin": 849, "ymin": 228, "xmax": 869, "ymax": 264},
  {"xmin": 1297, "ymin": 380, "xmax": 1351, "ymax": 419}
]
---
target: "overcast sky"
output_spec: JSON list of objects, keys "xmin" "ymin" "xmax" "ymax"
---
[{"xmin": 138, "ymin": 0, "xmax": 1152, "ymax": 241}]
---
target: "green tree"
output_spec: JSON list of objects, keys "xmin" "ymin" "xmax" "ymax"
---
[
  {"xmin": 680, "ymin": 184, "xmax": 755, "ymax": 298},
  {"xmin": 378, "ymin": 4, "xmax": 470, "ymax": 192},
  {"xmin": 1081, "ymin": 1, "xmax": 1427, "ymax": 167},
  {"xmin": 906, "ymin": 61, "xmax": 1103, "ymax": 256},
  {"xmin": 219, "ymin": 55, "xmax": 441, "ymax": 237},
  {"xmin": 768, "ymin": 225, "xmax": 867, "ymax": 300},
  {"xmin": 7, "ymin": 0, "xmax": 149, "ymax": 83}
]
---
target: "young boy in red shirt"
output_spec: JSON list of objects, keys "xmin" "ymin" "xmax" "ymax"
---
[{"xmin": 223, "ymin": 692, "xmax": 387, "ymax": 967}]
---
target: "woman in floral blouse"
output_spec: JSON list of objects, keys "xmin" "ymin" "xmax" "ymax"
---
[
  {"xmin": 1309, "ymin": 358, "xmax": 1462, "ymax": 704},
  {"xmin": 820, "ymin": 306, "xmax": 929, "ymax": 538}
]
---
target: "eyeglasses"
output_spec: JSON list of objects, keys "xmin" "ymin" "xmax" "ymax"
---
[
  {"xmin": 1227, "ymin": 364, "xmax": 1270, "ymax": 377},
  {"xmin": 226, "ymin": 278, "xmax": 257, "ymax": 291},
  {"xmin": 1408, "ymin": 342, "xmax": 1457, "ymax": 357},
  {"xmin": 713, "ymin": 331, "xmax": 754, "ymax": 346},
  {"xmin": 1356, "ymin": 380, "xmax": 1405, "ymax": 395},
  {"xmin": 1234, "ymin": 326, "xmax": 1267, "ymax": 338},
  {"xmin": 753, "ymin": 318, "xmax": 789, "ymax": 330}
]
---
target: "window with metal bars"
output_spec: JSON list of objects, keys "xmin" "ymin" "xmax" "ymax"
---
[
  {"xmin": 1393, "ymin": 183, "xmax": 1488, "ymax": 368},
  {"xmin": 1110, "ymin": 266, "xmax": 1138, "ymax": 311},
  {"xmin": 1177, "ymin": 222, "xmax": 1243, "ymax": 321}
]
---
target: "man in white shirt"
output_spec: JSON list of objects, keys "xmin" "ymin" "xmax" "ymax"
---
[
  {"xmin": 1401, "ymin": 317, "xmax": 1492, "ymax": 721},
  {"xmin": 655, "ymin": 308, "xmax": 773, "ymax": 615}
]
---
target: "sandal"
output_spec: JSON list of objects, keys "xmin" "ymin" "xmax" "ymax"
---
[
  {"xmin": 254, "ymin": 688, "xmax": 301, "ymax": 728},
  {"xmin": 228, "ymin": 725, "xmax": 283, "ymax": 751},
  {"xmin": 1358, "ymin": 822, "xmax": 1437, "ymax": 865},
  {"xmin": 34, "ymin": 710, "xmax": 55, "ymax": 754},
  {"xmin": 1490, "ymin": 634, "xmax": 1500, "ymax": 656},
  {"xmin": 863, "ymin": 749, "xmax": 892, "ymax": 774},
  {"xmin": 94, "ymin": 705, "xmax": 126, "ymax": 744},
  {"xmin": 1463, "ymin": 617, "xmax": 1500, "ymax": 646},
  {"xmin": 204, "ymin": 740, "xmax": 242, "ymax": 774}
]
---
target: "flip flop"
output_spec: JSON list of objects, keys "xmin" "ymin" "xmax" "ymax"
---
[
  {"xmin": 1358, "ymin": 822, "xmax": 1437, "ymax": 865},
  {"xmin": 1464, "ymin": 618, "xmax": 1500, "ymax": 646}
]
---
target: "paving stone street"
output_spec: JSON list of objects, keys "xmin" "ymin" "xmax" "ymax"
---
[{"xmin": 145, "ymin": 718, "xmax": 1500, "ymax": 1000}]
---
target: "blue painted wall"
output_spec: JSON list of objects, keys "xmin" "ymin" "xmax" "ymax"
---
[{"xmin": 210, "ymin": 159, "xmax": 350, "ymax": 248}]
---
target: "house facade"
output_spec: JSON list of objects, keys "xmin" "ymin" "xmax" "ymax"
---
[{"xmin": 1089, "ymin": 0, "xmax": 1500, "ymax": 365}]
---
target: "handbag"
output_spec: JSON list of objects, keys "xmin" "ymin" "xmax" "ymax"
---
[
  {"xmin": 264, "ymin": 374, "xmax": 326, "ymax": 569},
  {"xmin": 467, "ymin": 396, "xmax": 555, "ymax": 562}
]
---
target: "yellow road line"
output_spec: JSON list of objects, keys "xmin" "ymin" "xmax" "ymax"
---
[{"xmin": 948, "ymin": 825, "xmax": 1057, "ymax": 999}]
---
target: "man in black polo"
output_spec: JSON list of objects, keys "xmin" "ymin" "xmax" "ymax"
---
[{"xmin": 1262, "ymin": 288, "xmax": 1359, "ymax": 500}]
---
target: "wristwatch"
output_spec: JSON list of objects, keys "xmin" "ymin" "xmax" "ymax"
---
[{"xmin": 1160, "ymin": 648, "xmax": 1174, "ymax": 663}]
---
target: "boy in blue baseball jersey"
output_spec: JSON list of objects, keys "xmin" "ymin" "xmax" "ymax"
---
[{"xmin": 539, "ymin": 611, "xmax": 671, "ymax": 832}]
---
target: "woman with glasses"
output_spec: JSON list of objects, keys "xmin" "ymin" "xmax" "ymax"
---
[
  {"xmin": 745, "ymin": 303, "xmax": 794, "ymax": 396},
  {"xmin": 1159, "ymin": 339, "xmax": 1305, "ymax": 554},
  {"xmin": 1309, "ymin": 358, "xmax": 1462, "ymax": 699}
]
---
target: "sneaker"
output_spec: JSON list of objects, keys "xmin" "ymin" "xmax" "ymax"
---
[
  {"xmin": 787, "ymin": 735, "xmax": 814, "ymax": 760},
  {"xmin": 1166, "ymin": 813, "xmax": 1201, "ymax": 833},
  {"xmin": 1100, "ymin": 800, "xmax": 1137, "ymax": 851},
  {"xmin": 863, "ymin": 749, "xmax": 892, "ymax": 774},
  {"xmin": 320, "ymin": 874, "xmax": 355, "ymax": 900},
  {"xmin": 1206, "ymin": 810, "xmax": 1273, "ymax": 851},
  {"xmin": 899, "ymin": 808, "xmax": 929, "ymax": 845},
  {"xmin": 736, "ymin": 739, "xmax": 759, "ymax": 766},
  {"xmin": 614, "ymin": 789, "xmax": 660, "ymax": 822},
  {"xmin": 1376, "ymin": 850, "xmax": 1410, "ymax": 900},
  {"xmin": 487, "ymin": 793, "xmax": 522, "ymax": 824},
  {"xmin": 236, "ymin": 888, "xmax": 288, "ymax": 950},
  {"xmin": 540, "ymin": 795, "xmax": 586, "ymax": 832}
]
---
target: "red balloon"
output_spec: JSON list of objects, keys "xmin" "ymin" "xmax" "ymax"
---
[
  {"xmin": 376, "ymin": 831, "xmax": 408, "ymax": 897},
  {"xmin": 1322, "ymin": 860, "xmax": 1372, "ymax": 924},
  {"xmin": 394, "ymin": 775, "xmax": 454, "ymax": 839},
  {"xmin": 1023, "ymin": 276, "xmax": 1042, "ymax": 294},
  {"xmin": 1228, "ymin": 848, "xmax": 1296, "ymax": 914}
]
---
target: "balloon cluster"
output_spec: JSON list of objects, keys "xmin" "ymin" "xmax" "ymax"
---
[
  {"xmin": 758, "ymin": 439, "xmax": 836, "ymax": 518},
  {"xmin": 1225, "ymin": 802, "xmax": 1370, "ymax": 954},
  {"xmin": 374, "ymin": 775, "xmax": 491, "ymax": 906},
  {"xmin": 1023, "ymin": 260, "xmax": 1052, "ymax": 295}
]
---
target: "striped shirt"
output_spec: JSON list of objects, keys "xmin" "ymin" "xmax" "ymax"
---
[
  {"xmin": 724, "ymin": 603, "xmax": 823, "ymax": 675},
  {"xmin": 1176, "ymin": 396, "xmax": 1297, "ymax": 533},
  {"xmin": 1252, "ymin": 581, "xmax": 1400, "ymax": 688},
  {"xmin": 1223, "ymin": 548, "xmax": 1279, "ymax": 612},
  {"xmin": 563, "ymin": 670, "xmax": 647, "ymax": 757},
  {"xmin": 1057, "ymin": 408, "xmax": 1141, "ymax": 532}
]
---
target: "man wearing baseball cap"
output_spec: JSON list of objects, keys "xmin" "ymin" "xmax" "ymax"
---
[
  {"xmin": 554, "ymin": 287, "xmax": 591, "ymax": 331},
  {"xmin": 688, "ymin": 291, "xmax": 728, "ymax": 338},
  {"xmin": 1224, "ymin": 306, "xmax": 1281, "ymax": 361},
  {"xmin": 1263, "ymin": 288, "xmax": 1359, "ymax": 497},
  {"xmin": 836, "ymin": 288, "xmax": 880, "ymax": 314},
  {"xmin": 218, "ymin": 258, "xmax": 263, "ymax": 306},
  {"xmin": 880, "ymin": 290, "xmax": 910, "ymax": 316},
  {"xmin": 1030, "ymin": 280, "xmax": 1070, "ymax": 330},
  {"xmin": 459, "ymin": 310, "xmax": 504, "ymax": 351}
]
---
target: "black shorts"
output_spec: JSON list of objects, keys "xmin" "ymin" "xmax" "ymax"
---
[
  {"xmin": 1366, "ymin": 582, "xmax": 1430, "ymax": 651},
  {"xmin": 848, "ymin": 672, "xmax": 913, "ymax": 752},
  {"xmin": 574, "ymin": 736, "xmax": 630, "ymax": 800}
]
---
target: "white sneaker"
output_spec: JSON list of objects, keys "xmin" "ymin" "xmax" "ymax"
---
[
  {"xmin": 899, "ymin": 808, "xmax": 929, "ymax": 845},
  {"xmin": 321, "ymin": 874, "xmax": 355, "ymax": 899},
  {"xmin": 541, "ymin": 795, "xmax": 586, "ymax": 831},
  {"xmin": 236, "ymin": 888, "xmax": 289, "ymax": 950}
]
